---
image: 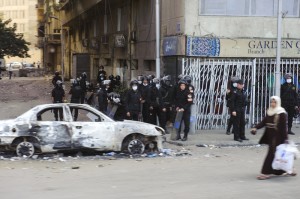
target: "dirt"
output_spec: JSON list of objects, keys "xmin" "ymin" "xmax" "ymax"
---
[{"xmin": 0, "ymin": 77, "xmax": 300, "ymax": 199}]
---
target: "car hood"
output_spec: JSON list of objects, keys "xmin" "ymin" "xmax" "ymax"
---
[{"xmin": 119, "ymin": 120, "xmax": 165, "ymax": 134}]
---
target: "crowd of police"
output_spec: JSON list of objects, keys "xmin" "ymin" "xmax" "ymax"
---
[
  {"xmin": 51, "ymin": 67, "xmax": 195, "ymax": 141},
  {"xmin": 226, "ymin": 73, "xmax": 298, "ymax": 142},
  {"xmin": 51, "ymin": 65, "xmax": 299, "ymax": 142}
]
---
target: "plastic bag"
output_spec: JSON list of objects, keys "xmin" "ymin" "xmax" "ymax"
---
[{"xmin": 272, "ymin": 142, "xmax": 299, "ymax": 174}]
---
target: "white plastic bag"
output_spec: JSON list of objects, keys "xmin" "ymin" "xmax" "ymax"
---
[{"xmin": 272, "ymin": 142, "xmax": 299, "ymax": 174}]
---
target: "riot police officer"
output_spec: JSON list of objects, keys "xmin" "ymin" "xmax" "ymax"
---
[
  {"xmin": 159, "ymin": 75, "xmax": 174, "ymax": 132},
  {"xmin": 51, "ymin": 80, "xmax": 65, "ymax": 121},
  {"xmin": 79, "ymin": 72, "xmax": 88, "ymax": 103},
  {"xmin": 281, "ymin": 73, "xmax": 298, "ymax": 135},
  {"xmin": 174, "ymin": 79, "xmax": 193, "ymax": 141},
  {"xmin": 139, "ymin": 76, "xmax": 150, "ymax": 123},
  {"xmin": 108, "ymin": 75, "xmax": 116, "ymax": 89},
  {"xmin": 69, "ymin": 79, "xmax": 83, "ymax": 121},
  {"xmin": 52, "ymin": 71, "xmax": 62, "ymax": 87},
  {"xmin": 125, "ymin": 80, "xmax": 142, "ymax": 121},
  {"xmin": 225, "ymin": 77, "xmax": 239, "ymax": 135},
  {"xmin": 147, "ymin": 78, "xmax": 163, "ymax": 125},
  {"xmin": 97, "ymin": 65, "xmax": 107, "ymax": 84},
  {"xmin": 229, "ymin": 79, "xmax": 248, "ymax": 142},
  {"xmin": 97, "ymin": 80, "xmax": 111, "ymax": 113}
]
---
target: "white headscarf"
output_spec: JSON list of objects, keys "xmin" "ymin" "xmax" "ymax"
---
[{"xmin": 267, "ymin": 96, "xmax": 286, "ymax": 116}]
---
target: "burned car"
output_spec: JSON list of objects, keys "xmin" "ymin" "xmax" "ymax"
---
[{"xmin": 0, "ymin": 104, "xmax": 164, "ymax": 157}]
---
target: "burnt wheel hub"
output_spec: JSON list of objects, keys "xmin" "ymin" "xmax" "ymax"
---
[
  {"xmin": 128, "ymin": 139, "xmax": 145, "ymax": 155},
  {"xmin": 16, "ymin": 142, "xmax": 35, "ymax": 157}
]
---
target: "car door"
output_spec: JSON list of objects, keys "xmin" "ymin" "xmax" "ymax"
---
[
  {"xmin": 68, "ymin": 106, "xmax": 117, "ymax": 150},
  {"xmin": 31, "ymin": 105, "xmax": 72, "ymax": 150}
]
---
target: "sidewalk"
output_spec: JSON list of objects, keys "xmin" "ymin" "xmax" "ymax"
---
[{"xmin": 165, "ymin": 126, "xmax": 300, "ymax": 147}]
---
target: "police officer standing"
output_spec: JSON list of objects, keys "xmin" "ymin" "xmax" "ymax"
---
[
  {"xmin": 97, "ymin": 65, "xmax": 107, "ymax": 84},
  {"xmin": 125, "ymin": 80, "xmax": 142, "ymax": 121},
  {"xmin": 52, "ymin": 71, "xmax": 62, "ymax": 87},
  {"xmin": 225, "ymin": 77, "xmax": 239, "ymax": 135},
  {"xmin": 174, "ymin": 79, "xmax": 193, "ymax": 141},
  {"xmin": 147, "ymin": 78, "xmax": 163, "ymax": 125},
  {"xmin": 159, "ymin": 75, "xmax": 173, "ymax": 132},
  {"xmin": 97, "ymin": 80, "xmax": 111, "ymax": 114},
  {"xmin": 51, "ymin": 80, "xmax": 65, "ymax": 121},
  {"xmin": 281, "ymin": 73, "xmax": 298, "ymax": 135},
  {"xmin": 229, "ymin": 79, "xmax": 248, "ymax": 142},
  {"xmin": 79, "ymin": 72, "xmax": 87, "ymax": 103},
  {"xmin": 69, "ymin": 79, "xmax": 83, "ymax": 121},
  {"xmin": 139, "ymin": 76, "xmax": 150, "ymax": 123}
]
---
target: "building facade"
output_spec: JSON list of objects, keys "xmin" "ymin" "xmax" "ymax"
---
[
  {"xmin": 45, "ymin": 0, "xmax": 159, "ymax": 84},
  {"xmin": 0, "ymin": 0, "xmax": 41, "ymax": 64}
]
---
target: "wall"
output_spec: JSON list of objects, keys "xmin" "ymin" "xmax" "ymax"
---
[{"xmin": 185, "ymin": 0, "xmax": 300, "ymax": 40}]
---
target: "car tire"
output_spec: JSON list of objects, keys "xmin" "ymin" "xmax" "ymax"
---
[
  {"xmin": 122, "ymin": 135, "xmax": 145, "ymax": 155},
  {"xmin": 16, "ymin": 141, "xmax": 35, "ymax": 157}
]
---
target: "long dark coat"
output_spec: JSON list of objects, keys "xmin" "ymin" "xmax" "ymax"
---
[{"xmin": 255, "ymin": 113, "xmax": 288, "ymax": 175}]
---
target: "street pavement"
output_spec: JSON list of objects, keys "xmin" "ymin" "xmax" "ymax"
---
[{"xmin": 166, "ymin": 126, "xmax": 300, "ymax": 147}]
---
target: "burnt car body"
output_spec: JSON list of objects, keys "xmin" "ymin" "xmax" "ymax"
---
[{"xmin": 0, "ymin": 104, "xmax": 164, "ymax": 157}]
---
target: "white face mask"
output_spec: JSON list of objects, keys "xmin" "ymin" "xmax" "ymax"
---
[
  {"xmin": 156, "ymin": 84, "xmax": 160, "ymax": 89},
  {"xmin": 132, "ymin": 85, "xmax": 138, "ymax": 91},
  {"xmin": 138, "ymin": 81, "xmax": 142, "ymax": 84},
  {"xmin": 287, "ymin": 79, "xmax": 292, "ymax": 83},
  {"xmin": 233, "ymin": 83, "xmax": 237, "ymax": 88},
  {"xmin": 143, "ymin": 83, "xmax": 148, "ymax": 86}
]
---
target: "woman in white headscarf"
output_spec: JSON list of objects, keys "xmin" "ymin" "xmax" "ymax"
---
[{"xmin": 251, "ymin": 96, "xmax": 290, "ymax": 180}]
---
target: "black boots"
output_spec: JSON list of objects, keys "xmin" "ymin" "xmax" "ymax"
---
[
  {"xmin": 182, "ymin": 132, "xmax": 188, "ymax": 141},
  {"xmin": 288, "ymin": 128, "xmax": 295, "ymax": 135},
  {"xmin": 176, "ymin": 132, "xmax": 188, "ymax": 141},
  {"xmin": 176, "ymin": 131, "xmax": 181, "ymax": 140}
]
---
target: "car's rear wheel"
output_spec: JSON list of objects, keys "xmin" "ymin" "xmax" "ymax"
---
[
  {"xmin": 122, "ymin": 135, "xmax": 145, "ymax": 155},
  {"xmin": 16, "ymin": 141, "xmax": 35, "ymax": 157}
]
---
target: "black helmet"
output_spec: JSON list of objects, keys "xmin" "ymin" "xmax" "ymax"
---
[
  {"xmin": 142, "ymin": 76, "xmax": 149, "ymax": 82},
  {"xmin": 152, "ymin": 78, "xmax": 160, "ymax": 84},
  {"xmin": 72, "ymin": 79, "xmax": 79, "ymax": 86},
  {"xmin": 109, "ymin": 75, "xmax": 114, "ymax": 80},
  {"xmin": 55, "ymin": 71, "xmax": 59, "ymax": 76},
  {"xmin": 162, "ymin": 75, "xmax": 171, "ymax": 81},
  {"xmin": 178, "ymin": 79, "xmax": 187, "ymax": 85},
  {"xmin": 147, "ymin": 75, "xmax": 154, "ymax": 81},
  {"xmin": 183, "ymin": 75, "xmax": 192, "ymax": 84},
  {"xmin": 137, "ymin": 75, "xmax": 143, "ymax": 81},
  {"xmin": 130, "ymin": 79, "xmax": 138, "ymax": 86},
  {"xmin": 81, "ymin": 72, "xmax": 87, "ymax": 79},
  {"xmin": 103, "ymin": 80, "xmax": 111, "ymax": 85},
  {"xmin": 115, "ymin": 75, "xmax": 121, "ymax": 81}
]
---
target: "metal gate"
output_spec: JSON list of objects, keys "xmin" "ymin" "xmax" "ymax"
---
[{"xmin": 182, "ymin": 58, "xmax": 300, "ymax": 130}]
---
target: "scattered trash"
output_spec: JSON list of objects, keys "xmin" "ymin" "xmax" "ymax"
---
[
  {"xmin": 98, "ymin": 165, "xmax": 104, "ymax": 168},
  {"xmin": 105, "ymin": 152, "xmax": 116, "ymax": 156},
  {"xmin": 147, "ymin": 153, "xmax": 157, "ymax": 158},
  {"xmin": 71, "ymin": 166, "xmax": 80, "ymax": 169},
  {"xmin": 58, "ymin": 158, "xmax": 66, "ymax": 162},
  {"xmin": 175, "ymin": 149, "xmax": 192, "ymax": 156},
  {"xmin": 204, "ymin": 154, "xmax": 210, "ymax": 158},
  {"xmin": 31, "ymin": 155, "xmax": 39, "ymax": 160},
  {"xmin": 162, "ymin": 149, "xmax": 173, "ymax": 155},
  {"xmin": 196, "ymin": 144, "xmax": 208, "ymax": 148}
]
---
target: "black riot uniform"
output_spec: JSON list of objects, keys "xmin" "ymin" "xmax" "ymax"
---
[
  {"xmin": 229, "ymin": 79, "xmax": 248, "ymax": 142},
  {"xmin": 125, "ymin": 80, "xmax": 142, "ymax": 121},
  {"xmin": 97, "ymin": 66, "xmax": 107, "ymax": 84},
  {"xmin": 159, "ymin": 75, "xmax": 173, "ymax": 132},
  {"xmin": 281, "ymin": 73, "xmax": 298, "ymax": 135},
  {"xmin": 79, "ymin": 72, "xmax": 87, "ymax": 104},
  {"xmin": 69, "ymin": 80, "xmax": 83, "ymax": 121},
  {"xmin": 225, "ymin": 77, "xmax": 239, "ymax": 135},
  {"xmin": 147, "ymin": 78, "xmax": 163, "ymax": 125},
  {"xmin": 52, "ymin": 71, "xmax": 62, "ymax": 87},
  {"xmin": 97, "ymin": 80, "xmax": 111, "ymax": 114},
  {"xmin": 174, "ymin": 79, "xmax": 193, "ymax": 141},
  {"xmin": 139, "ymin": 76, "xmax": 150, "ymax": 123},
  {"xmin": 51, "ymin": 80, "xmax": 65, "ymax": 121}
]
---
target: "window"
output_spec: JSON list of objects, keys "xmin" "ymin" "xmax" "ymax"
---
[
  {"xmin": 19, "ymin": 10, "xmax": 24, "ymax": 18},
  {"xmin": 37, "ymin": 108, "xmax": 65, "ymax": 121},
  {"xmin": 69, "ymin": 107, "xmax": 101, "ymax": 122},
  {"xmin": 200, "ymin": 0, "xmax": 300, "ymax": 17}
]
